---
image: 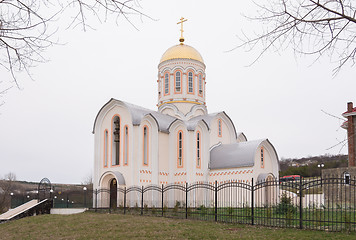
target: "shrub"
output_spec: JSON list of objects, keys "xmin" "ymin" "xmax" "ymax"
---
[
  {"xmin": 243, "ymin": 203, "xmax": 251, "ymax": 218},
  {"xmin": 173, "ymin": 201, "xmax": 180, "ymax": 213},
  {"xmin": 198, "ymin": 205, "xmax": 207, "ymax": 216},
  {"xmin": 227, "ymin": 207, "xmax": 234, "ymax": 215},
  {"xmin": 344, "ymin": 212, "xmax": 351, "ymax": 232},
  {"xmin": 187, "ymin": 207, "xmax": 192, "ymax": 217},
  {"xmin": 276, "ymin": 192, "xmax": 296, "ymax": 215},
  {"xmin": 163, "ymin": 205, "xmax": 168, "ymax": 214}
]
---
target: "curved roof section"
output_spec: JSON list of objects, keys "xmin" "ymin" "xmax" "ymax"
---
[
  {"xmin": 187, "ymin": 112, "xmax": 237, "ymax": 138},
  {"xmin": 209, "ymin": 139, "xmax": 266, "ymax": 170},
  {"xmin": 160, "ymin": 44, "xmax": 204, "ymax": 64},
  {"xmin": 92, "ymin": 98, "xmax": 177, "ymax": 134}
]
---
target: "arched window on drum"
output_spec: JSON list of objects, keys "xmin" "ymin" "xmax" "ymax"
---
[
  {"xmin": 175, "ymin": 71, "xmax": 182, "ymax": 93},
  {"xmin": 188, "ymin": 72, "xmax": 194, "ymax": 94},
  {"xmin": 198, "ymin": 74, "xmax": 203, "ymax": 96},
  {"xmin": 164, "ymin": 73, "xmax": 169, "ymax": 95}
]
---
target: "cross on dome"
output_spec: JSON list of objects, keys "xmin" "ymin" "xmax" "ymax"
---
[{"xmin": 177, "ymin": 17, "xmax": 187, "ymax": 44}]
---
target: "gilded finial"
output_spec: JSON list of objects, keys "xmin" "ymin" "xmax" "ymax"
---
[{"xmin": 177, "ymin": 17, "xmax": 187, "ymax": 44}]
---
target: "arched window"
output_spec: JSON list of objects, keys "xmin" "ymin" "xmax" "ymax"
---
[
  {"xmin": 178, "ymin": 131, "xmax": 183, "ymax": 167},
  {"xmin": 261, "ymin": 147, "xmax": 264, "ymax": 168},
  {"xmin": 175, "ymin": 71, "xmax": 181, "ymax": 93},
  {"xmin": 188, "ymin": 72, "xmax": 194, "ymax": 93},
  {"xmin": 164, "ymin": 73, "xmax": 169, "ymax": 95},
  {"xmin": 143, "ymin": 126, "xmax": 149, "ymax": 165},
  {"xmin": 218, "ymin": 119, "xmax": 222, "ymax": 137},
  {"xmin": 104, "ymin": 130, "xmax": 108, "ymax": 167},
  {"xmin": 344, "ymin": 172, "xmax": 350, "ymax": 184},
  {"xmin": 198, "ymin": 74, "xmax": 203, "ymax": 96},
  {"xmin": 196, "ymin": 131, "xmax": 201, "ymax": 168},
  {"xmin": 113, "ymin": 116, "xmax": 120, "ymax": 165},
  {"xmin": 124, "ymin": 126, "xmax": 128, "ymax": 165}
]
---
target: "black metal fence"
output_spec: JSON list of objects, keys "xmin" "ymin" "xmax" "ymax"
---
[
  {"xmin": 9, "ymin": 176, "xmax": 356, "ymax": 231},
  {"xmin": 91, "ymin": 176, "xmax": 356, "ymax": 232}
]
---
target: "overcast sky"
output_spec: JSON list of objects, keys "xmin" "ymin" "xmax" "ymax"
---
[{"xmin": 0, "ymin": 0, "xmax": 355, "ymax": 184}]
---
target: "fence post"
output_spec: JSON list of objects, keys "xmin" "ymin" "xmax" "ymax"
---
[
  {"xmin": 161, "ymin": 184, "xmax": 164, "ymax": 216},
  {"xmin": 251, "ymin": 178, "xmax": 254, "ymax": 225},
  {"xmin": 95, "ymin": 190, "xmax": 97, "ymax": 212},
  {"xmin": 141, "ymin": 186, "xmax": 144, "ymax": 215},
  {"xmin": 185, "ymin": 182, "xmax": 188, "ymax": 219},
  {"xmin": 124, "ymin": 187, "xmax": 126, "ymax": 215},
  {"xmin": 299, "ymin": 177, "xmax": 303, "ymax": 229},
  {"xmin": 66, "ymin": 194, "xmax": 69, "ymax": 208},
  {"xmin": 215, "ymin": 181, "xmax": 218, "ymax": 222}
]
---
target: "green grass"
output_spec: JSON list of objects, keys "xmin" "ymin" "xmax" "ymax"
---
[{"xmin": 0, "ymin": 212, "xmax": 356, "ymax": 239}]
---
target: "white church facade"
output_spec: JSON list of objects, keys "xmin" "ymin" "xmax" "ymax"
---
[{"xmin": 92, "ymin": 25, "xmax": 279, "ymax": 205}]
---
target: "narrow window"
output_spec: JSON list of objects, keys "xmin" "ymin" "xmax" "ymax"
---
[
  {"xmin": 175, "ymin": 71, "xmax": 181, "ymax": 92},
  {"xmin": 124, "ymin": 126, "xmax": 128, "ymax": 165},
  {"xmin": 143, "ymin": 127, "xmax": 148, "ymax": 165},
  {"xmin": 344, "ymin": 172, "xmax": 350, "ymax": 184},
  {"xmin": 199, "ymin": 74, "xmax": 203, "ymax": 95},
  {"xmin": 178, "ymin": 131, "xmax": 183, "ymax": 167},
  {"xmin": 218, "ymin": 119, "xmax": 222, "ymax": 137},
  {"xmin": 261, "ymin": 148, "xmax": 264, "ymax": 168},
  {"xmin": 113, "ymin": 116, "xmax": 120, "ymax": 165},
  {"xmin": 197, "ymin": 132, "xmax": 201, "ymax": 168},
  {"xmin": 188, "ymin": 72, "xmax": 193, "ymax": 93},
  {"xmin": 164, "ymin": 73, "xmax": 169, "ymax": 95},
  {"xmin": 104, "ymin": 130, "xmax": 108, "ymax": 167}
]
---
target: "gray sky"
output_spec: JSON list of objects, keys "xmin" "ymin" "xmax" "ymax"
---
[{"xmin": 0, "ymin": 0, "xmax": 355, "ymax": 184}]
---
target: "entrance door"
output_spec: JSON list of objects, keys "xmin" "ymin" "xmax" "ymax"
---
[
  {"xmin": 265, "ymin": 175, "xmax": 275, "ymax": 206},
  {"xmin": 110, "ymin": 178, "xmax": 117, "ymax": 209}
]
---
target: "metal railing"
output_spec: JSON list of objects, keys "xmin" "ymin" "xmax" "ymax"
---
[
  {"xmin": 9, "ymin": 176, "xmax": 356, "ymax": 231},
  {"xmin": 91, "ymin": 176, "xmax": 356, "ymax": 232}
]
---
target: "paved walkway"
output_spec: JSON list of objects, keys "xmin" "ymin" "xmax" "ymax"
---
[{"xmin": 0, "ymin": 200, "xmax": 38, "ymax": 221}]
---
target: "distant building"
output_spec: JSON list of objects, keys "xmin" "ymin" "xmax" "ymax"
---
[
  {"xmin": 324, "ymin": 102, "xmax": 356, "ymax": 179},
  {"xmin": 342, "ymin": 102, "xmax": 356, "ymax": 167}
]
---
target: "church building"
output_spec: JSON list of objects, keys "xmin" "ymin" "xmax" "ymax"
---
[{"xmin": 92, "ymin": 19, "xmax": 279, "ymax": 202}]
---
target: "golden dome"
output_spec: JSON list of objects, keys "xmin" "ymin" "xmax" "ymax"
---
[{"xmin": 160, "ymin": 44, "xmax": 204, "ymax": 64}]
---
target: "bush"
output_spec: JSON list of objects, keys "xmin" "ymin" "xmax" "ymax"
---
[
  {"xmin": 173, "ymin": 201, "xmax": 180, "ymax": 213},
  {"xmin": 198, "ymin": 205, "xmax": 207, "ymax": 216},
  {"xmin": 243, "ymin": 203, "xmax": 251, "ymax": 218},
  {"xmin": 276, "ymin": 192, "xmax": 296, "ymax": 215},
  {"xmin": 227, "ymin": 207, "xmax": 234, "ymax": 215}
]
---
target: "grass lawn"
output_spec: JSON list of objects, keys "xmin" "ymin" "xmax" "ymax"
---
[{"xmin": 0, "ymin": 212, "xmax": 355, "ymax": 240}]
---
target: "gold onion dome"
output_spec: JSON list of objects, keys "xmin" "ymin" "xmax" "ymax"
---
[{"xmin": 159, "ymin": 43, "xmax": 204, "ymax": 64}]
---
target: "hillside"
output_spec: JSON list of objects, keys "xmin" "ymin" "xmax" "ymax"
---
[{"xmin": 279, "ymin": 154, "xmax": 348, "ymax": 177}]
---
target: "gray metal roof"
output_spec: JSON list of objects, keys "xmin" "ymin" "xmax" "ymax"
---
[
  {"xmin": 123, "ymin": 101, "xmax": 177, "ymax": 133},
  {"xmin": 209, "ymin": 139, "xmax": 266, "ymax": 170},
  {"xmin": 93, "ymin": 99, "xmax": 238, "ymax": 137},
  {"xmin": 186, "ymin": 112, "xmax": 220, "ymax": 130},
  {"xmin": 92, "ymin": 98, "xmax": 177, "ymax": 133},
  {"xmin": 187, "ymin": 112, "xmax": 237, "ymax": 138}
]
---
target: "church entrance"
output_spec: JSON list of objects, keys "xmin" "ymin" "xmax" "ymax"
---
[
  {"xmin": 110, "ymin": 178, "xmax": 117, "ymax": 209},
  {"xmin": 265, "ymin": 175, "xmax": 275, "ymax": 206}
]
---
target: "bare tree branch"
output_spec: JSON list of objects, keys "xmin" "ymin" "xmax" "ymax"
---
[
  {"xmin": 0, "ymin": 0, "xmax": 152, "ymax": 106},
  {"xmin": 235, "ymin": 0, "xmax": 356, "ymax": 75}
]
